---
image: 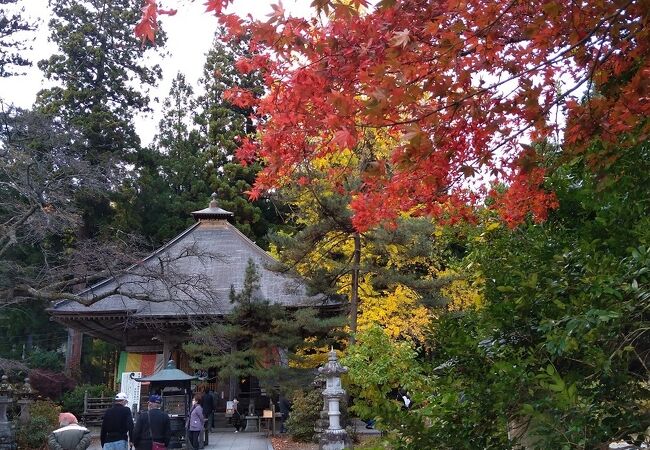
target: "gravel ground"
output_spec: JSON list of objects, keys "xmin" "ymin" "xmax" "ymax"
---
[{"xmin": 270, "ymin": 436, "xmax": 318, "ymax": 450}]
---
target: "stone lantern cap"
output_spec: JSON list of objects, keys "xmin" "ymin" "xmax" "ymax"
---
[
  {"xmin": 0, "ymin": 375, "xmax": 13, "ymax": 396},
  {"xmin": 318, "ymin": 348, "xmax": 348, "ymax": 376},
  {"xmin": 18, "ymin": 378, "xmax": 33, "ymax": 399}
]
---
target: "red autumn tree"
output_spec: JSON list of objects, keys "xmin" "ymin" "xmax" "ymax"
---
[{"xmin": 137, "ymin": 0, "xmax": 650, "ymax": 230}]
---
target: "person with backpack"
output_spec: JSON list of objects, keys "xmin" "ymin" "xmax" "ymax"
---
[{"xmin": 132, "ymin": 395, "xmax": 171, "ymax": 450}]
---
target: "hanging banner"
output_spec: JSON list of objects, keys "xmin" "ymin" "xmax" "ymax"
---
[
  {"xmin": 116, "ymin": 352, "xmax": 164, "ymax": 384},
  {"xmin": 121, "ymin": 371, "xmax": 142, "ymax": 413}
]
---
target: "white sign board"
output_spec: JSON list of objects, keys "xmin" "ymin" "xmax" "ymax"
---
[{"xmin": 120, "ymin": 372, "xmax": 142, "ymax": 413}]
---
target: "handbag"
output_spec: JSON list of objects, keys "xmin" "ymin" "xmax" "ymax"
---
[{"xmin": 148, "ymin": 411, "xmax": 167, "ymax": 450}]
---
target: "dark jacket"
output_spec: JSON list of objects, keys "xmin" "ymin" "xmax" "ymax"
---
[
  {"xmin": 132, "ymin": 409, "xmax": 171, "ymax": 450},
  {"xmin": 100, "ymin": 403, "xmax": 134, "ymax": 446},
  {"xmin": 202, "ymin": 391, "xmax": 214, "ymax": 416},
  {"xmin": 47, "ymin": 424, "xmax": 91, "ymax": 450},
  {"xmin": 278, "ymin": 397, "xmax": 291, "ymax": 417}
]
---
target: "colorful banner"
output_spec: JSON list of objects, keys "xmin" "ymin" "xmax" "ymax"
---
[{"xmin": 116, "ymin": 352, "xmax": 164, "ymax": 384}]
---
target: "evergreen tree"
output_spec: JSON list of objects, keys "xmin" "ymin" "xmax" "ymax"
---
[
  {"xmin": 184, "ymin": 259, "xmax": 342, "ymax": 391},
  {"xmin": 36, "ymin": 0, "xmax": 163, "ymax": 162},
  {"xmin": 112, "ymin": 73, "xmax": 208, "ymax": 244},
  {"xmin": 270, "ymin": 135, "xmax": 456, "ymax": 345},
  {"xmin": 35, "ymin": 0, "xmax": 164, "ymax": 238},
  {"xmin": 196, "ymin": 35, "xmax": 277, "ymax": 247},
  {"xmin": 0, "ymin": 0, "xmax": 33, "ymax": 77},
  {"xmin": 115, "ymin": 34, "xmax": 283, "ymax": 248}
]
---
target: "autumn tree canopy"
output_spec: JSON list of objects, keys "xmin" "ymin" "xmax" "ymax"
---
[{"xmin": 138, "ymin": 0, "xmax": 649, "ymax": 231}]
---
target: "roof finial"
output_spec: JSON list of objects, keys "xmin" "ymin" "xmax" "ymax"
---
[{"xmin": 191, "ymin": 193, "xmax": 233, "ymax": 221}]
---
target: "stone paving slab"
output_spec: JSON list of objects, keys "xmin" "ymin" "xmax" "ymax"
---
[
  {"xmin": 206, "ymin": 432, "xmax": 272, "ymax": 450},
  {"xmin": 87, "ymin": 431, "xmax": 273, "ymax": 450}
]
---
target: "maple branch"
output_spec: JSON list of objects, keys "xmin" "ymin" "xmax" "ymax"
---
[{"xmin": 362, "ymin": 0, "xmax": 634, "ymax": 130}]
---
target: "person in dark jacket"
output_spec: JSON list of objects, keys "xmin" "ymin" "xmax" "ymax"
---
[
  {"xmin": 278, "ymin": 395, "xmax": 291, "ymax": 433},
  {"xmin": 201, "ymin": 390, "xmax": 214, "ymax": 434},
  {"xmin": 100, "ymin": 392, "xmax": 134, "ymax": 450},
  {"xmin": 132, "ymin": 395, "xmax": 171, "ymax": 450},
  {"xmin": 48, "ymin": 413, "xmax": 91, "ymax": 450}
]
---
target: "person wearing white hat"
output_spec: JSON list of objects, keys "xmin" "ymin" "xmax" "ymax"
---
[{"xmin": 100, "ymin": 393, "xmax": 134, "ymax": 450}]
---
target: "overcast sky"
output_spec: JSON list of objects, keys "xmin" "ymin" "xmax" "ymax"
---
[{"xmin": 0, "ymin": 0, "xmax": 310, "ymax": 146}]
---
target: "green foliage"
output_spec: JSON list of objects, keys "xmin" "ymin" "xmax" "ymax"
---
[
  {"xmin": 0, "ymin": 300, "xmax": 66, "ymax": 360},
  {"xmin": 30, "ymin": 400, "xmax": 60, "ymax": 427},
  {"xmin": 61, "ymin": 384, "xmax": 112, "ymax": 419},
  {"xmin": 17, "ymin": 416, "xmax": 51, "ymax": 450},
  {"xmin": 17, "ymin": 400, "xmax": 60, "ymax": 450},
  {"xmin": 0, "ymin": 0, "xmax": 33, "ymax": 76},
  {"xmin": 343, "ymin": 326, "xmax": 426, "ymax": 423},
  {"xmin": 26, "ymin": 349, "xmax": 64, "ymax": 372},
  {"xmin": 409, "ymin": 140, "xmax": 650, "ymax": 449},
  {"xmin": 113, "ymin": 36, "xmax": 279, "ymax": 248},
  {"xmin": 343, "ymin": 140, "xmax": 650, "ymax": 448},
  {"xmin": 343, "ymin": 327, "xmax": 442, "ymax": 448},
  {"xmin": 184, "ymin": 259, "xmax": 342, "ymax": 391},
  {"xmin": 285, "ymin": 388, "xmax": 322, "ymax": 442},
  {"xmin": 36, "ymin": 0, "xmax": 164, "ymax": 160}
]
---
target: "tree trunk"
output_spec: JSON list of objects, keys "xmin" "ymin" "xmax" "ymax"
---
[{"xmin": 349, "ymin": 232, "xmax": 361, "ymax": 345}]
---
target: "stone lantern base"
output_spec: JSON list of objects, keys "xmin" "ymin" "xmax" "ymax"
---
[
  {"xmin": 0, "ymin": 421, "xmax": 16, "ymax": 450},
  {"xmin": 319, "ymin": 428, "xmax": 352, "ymax": 450}
]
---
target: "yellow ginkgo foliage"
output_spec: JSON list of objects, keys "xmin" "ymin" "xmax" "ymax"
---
[
  {"xmin": 439, "ymin": 268, "xmax": 484, "ymax": 311},
  {"xmin": 357, "ymin": 275, "xmax": 433, "ymax": 344}
]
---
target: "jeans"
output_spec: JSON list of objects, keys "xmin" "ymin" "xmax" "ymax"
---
[{"xmin": 103, "ymin": 440, "xmax": 128, "ymax": 450}]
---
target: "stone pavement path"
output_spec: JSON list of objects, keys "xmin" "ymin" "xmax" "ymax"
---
[
  {"xmin": 88, "ymin": 431, "xmax": 273, "ymax": 450},
  {"xmin": 205, "ymin": 432, "xmax": 272, "ymax": 450}
]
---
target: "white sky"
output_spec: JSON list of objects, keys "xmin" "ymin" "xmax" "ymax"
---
[{"xmin": 0, "ymin": 0, "xmax": 311, "ymax": 146}]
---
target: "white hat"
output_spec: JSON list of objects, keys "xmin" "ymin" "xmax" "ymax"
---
[{"xmin": 115, "ymin": 392, "xmax": 128, "ymax": 402}]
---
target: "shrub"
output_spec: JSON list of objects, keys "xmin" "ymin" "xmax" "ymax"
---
[
  {"xmin": 29, "ymin": 369, "xmax": 76, "ymax": 400},
  {"xmin": 17, "ymin": 416, "xmax": 51, "ymax": 450},
  {"xmin": 17, "ymin": 400, "xmax": 60, "ymax": 450},
  {"xmin": 61, "ymin": 384, "xmax": 113, "ymax": 418},
  {"xmin": 286, "ymin": 388, "xmax": 322, "ymax": 442},
  {"xmin": 26, "ymin": 349, "xmax": 64, "ymax": 372},
  {"xmin": 31, "ymin": 399, "xmax": 60, "ymax": 428}
]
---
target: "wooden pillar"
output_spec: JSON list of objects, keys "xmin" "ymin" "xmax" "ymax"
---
[
  {"xmin": 162, "ymin": 337, "xmax": 172, "ymax": 363},
  {"xmin": 65, "ymin": 328, "xmax": 83, "ymax": 377}
]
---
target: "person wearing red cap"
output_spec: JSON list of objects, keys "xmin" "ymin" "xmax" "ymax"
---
[
  {"xmin": 132, "ymin": 394, "xmax": 171, "ymax": 450},
  {"xmin": 47, "ymin": 413, "xmax": 91, "ymax": 450}
]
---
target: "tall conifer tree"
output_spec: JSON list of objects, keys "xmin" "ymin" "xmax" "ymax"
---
[
  {"xmin": 0, "ymin": 0, "xmax": 33, "ymax": 77},
  {"xmin": 35, "ymin": 0, "xmax": 164, "ymax": 237},
  {"xmin": 36, "ymin": 0, "xmax": 163, "ymax": 161},
  {"xmin": 116, "ymin": 34, "xmax": 282, "ymax": 247}
]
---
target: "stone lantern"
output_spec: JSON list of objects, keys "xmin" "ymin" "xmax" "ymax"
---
[
  {"xmin": 17, "ymin": 378, "xmax": 34, "ymax": 426},
  {"xmin": 0, "ymin": 375, "xmax": 16, "ymax": 450},
  {"xmin": 318, "ymin": 348, "xmax": 352, "ymax": 450}
]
